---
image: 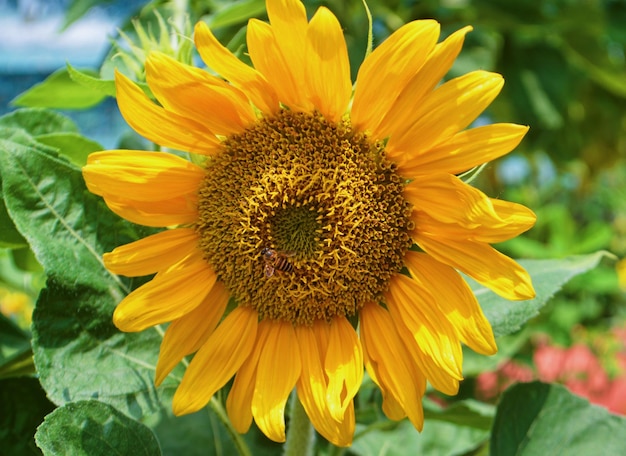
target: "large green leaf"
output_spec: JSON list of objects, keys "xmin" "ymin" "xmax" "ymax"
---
[
  {"xmin": 35, "ymin": 132, "xmax": 103, "ymax": 168},
  {"xmin": 350, "ymin": 418, "xmax": 489, "ymax": 456},
  {"xmin": 204, "ymin": 0, "xmax": 267, "ymax": 29},
  {"xmin": 11, "ymin": 68, "xmax": 107, "ymax": 110},
  {"xmin": 0, "ymin": 197, "xmax": 27, "ymax": 248},
  {"xmin": 32, "ymin": 279, "xmax": 177, "ymax": 417},
  {"xmin": 423, "ymin": 398, "xmax": 495, "ymax": 431},
  {"xmin": 491, "ymin": 382, "xmax": 626, "ymax": 455},
  {"xmin": 0, "ymin": 130, "xmax": 123, "ymax": 291},
  {"xmin": 0, "ymin": 377, "xmax": 55, "ymax": 455},
  {"xmin": 349, "ymin": 399, "xmax": 494, "ymax": 456},
  {"xmin": 35, "ymin": 400, "xmax": 161, "ymax": 456},
  {"xmin": 143, "ymin": 405, "xmax": 242, "ymax": 456},
  {"xmin": 0, "ymin": 125, "xmax": 173, "ymax": 418},
  {"xmin": 0, "ymin": 109, "xmax": 103, "ymax": 168},
  {"xmin": 0, "ymin": 108, "xmax": 78, "ymax": 136},
  {"xmin": 66, "ymin": 64, "xmax": 117, "ymax": 98},
  {"xmin": 471, "ymin": 252, "xmax": 609, "ymax": 336},
  {"xmin": 0, "ymin": 109, "xmax": 90, "ymax": 178}
]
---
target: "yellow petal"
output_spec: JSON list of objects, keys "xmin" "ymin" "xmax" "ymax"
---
[
  {"xmin": 103, "ymin": 228, "xmax": 198, "ymax": 277},
  {"xmin": 194, "ymin": 21, "xmax": 278, "ymax": 114},
  {"xmin": 115, "ymin": 71, "xmax": 220, "ymax": 155},
  {"xmin": 113, "ymin": 254, "xmax": 216, "ymax": 332},
  {"xmin": 378, "ymin": 25, "xmax": 472, "ymax": 145},
  {"xmin": 227, "ymin": 369, "xmax": 256, "ymax": 433},
  {"xmin": 296, "ymin": 321, "xmax": 354, "ymax": 447},
  {"xmin": 155, "ymin": 281, "xmax": 230, "ymax": 385},
  {"xmin": 375, "ymin": 278, "xmax": 459, "ymax": 395},
  {"xmin": 173, "ymin": 306, "xmax": 258, "ymax": 415},
  {"xmin": 334, "ymin": 403, "xmax": 355, "ymax": 447},
  {"xmin": 412, "ymin": 212, "xmax": 535, "ymax": 245},
  {"xmin": 296, "ymin": 323, "xmax": 330, "ymax": 422},
  {"xmin": 325, "ymin": 317, "xmax": 363, "ymax": 421},
  {"xmin": 247, "ymin": 20, "xmax": 298, "ymax": 108},
  {"xmin": 263, "ymin": 0, "xmax": 310, "ymax": 110},
  {"xmin": 101, "ymin": 193, "xmax": 197, "ymax": 228},
  {"xmin": 247, "ymin": 8, "xmax": 312, "ymax": 111},
  {"xmin": 252, "ymin": 319, "xmax": 302, "ymax": 442},
  {"xmin": 405, "ymin": 174, "xmax": 536, "ymax": 242},
  {"xmin": 387, "ymin": 71, "xmax": 504, "ymax": 158},
  {"xmin": 360, "ymin": 302, "xmax": 425, "ymax": 430},
  {"xmin": 351, "ymin": 20, "xmax": 441, "ymax": 135},
  {"xmin": 396, "ymin": 123, "xmax": 529, "ymax": 177},
  {"xmin": 415, "ymin": 233, "xmax": 536, "ymax": 300},
  {"xmin": 488, "ymin": 199, "xmax": 538, "ymax": 241},
  {"xmin": 406, "ymin": 173, "xmax": 497, "ymax": 226},
  {"xmin": 304, "ymin": 7, "xmax": 351, "ymax": 122},
  {"xmin": 385, "ymin": 274, "xmax": 464, "ymax": 379},
  {"xmin": 146, "ymin": 52, "xmax": 255, "ymax": 136},
  {"xmin": 83, "ymin": 151, "xmax": 205, "ymax": 202},
  {"xmin": 403, "ymin": 251, "xmax": 496, "ymax": 355},
  {"xmin": 409, "ymin": 348, "xmax": 460, "ymax": 396},
  {"xmin": 227, "ymin": 319, "xmax": 272, "ymax": 433}
]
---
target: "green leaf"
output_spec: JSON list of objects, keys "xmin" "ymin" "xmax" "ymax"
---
[
  {"xmin": 423, "ymin": 398, "xmax": 495, "ymax": 431},
  {"xmin": 471, "ymin": 252, "xmax": 610, "ymax": 336},
  {"xmin": 0, "ymin": 109, "xmax": 78, "ymax": 136},
  {"xmin": 35, "ymin": 400, "xmax": 161, "ymax": 456},
  {"xmin": 62, "ymin": 0, "xmax": 105, "ymax": 30},
  {"xmin": 0, "ymin": 197, "xmax": 27, "ymax": 248},
  {"xmin": 0, "ymin": 132, "xmax": 115, "ymax": 290},
  {"xmin": 66, "ymin": 63, "xmax": 117, "ymax": 98},
  {"xmin": 0, "ymin": 109, "xmax": 103, "ymax": 174},
  {"xmin": 0, "ymin": 126, "xmax": 170, "ymax": 417},
  {"xmin": 204, "ymin": 0, "xmax": 267, "ymax": 29},
  {"xmin": 491, "ymin": 382, "xmax": 626, "ymax": 455},
  {"xmin": 35, "ymin": 133, "xmax": 103, "ymax": 168},
  {"xmin": 351, "ymin": 419, "xmax": 489, "ymax": 456},
  {"xmin": 32, "ymin": 279, "xmax": 177, "ymax": 418},
  {"xmin": 0, "ymin": 312, "xmax": 33, "ymax": 378},
  {"xmin": 143, "ymin": 406, "xmax": 241, "ymax": 456},
  {"xmin": 462, "ymin": 330, "xmax": 531, "ymax": 377},
  {"xmin": 0, "ymin": 377, "xmax": 55, "ymax": 455},
  {"xmin": 11, "ymin": 68, "xmax": 107, "ymax": 110}
]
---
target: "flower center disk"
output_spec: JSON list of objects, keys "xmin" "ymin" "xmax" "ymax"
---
[{"xmin": 197, "ymin": 110, "xmax": 413, "ymax": 325}]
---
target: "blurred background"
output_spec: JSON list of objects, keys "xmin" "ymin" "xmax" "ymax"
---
[{"xmin": 2, "ymin": 0, "xmax": 626, "ymax": 413}]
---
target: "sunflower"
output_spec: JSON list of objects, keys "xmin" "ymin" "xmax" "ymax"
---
[{"xmin": 82, "ymin": 0, "xmax": 536, "ymax": 447}]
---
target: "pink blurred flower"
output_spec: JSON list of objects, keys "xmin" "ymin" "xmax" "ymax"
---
[
  {"xmin": 475, "ymin": 360, "xmax": 534, "ymax": 401},
  {"xmin": 476, "ymin": 326, "xmax": 626, "ymax": 415}
]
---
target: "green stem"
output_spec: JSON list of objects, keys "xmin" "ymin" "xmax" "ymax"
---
[
  {"xmin": 207, "ymin": 397, "xmax": 252, "ymax": 456},
  {"xmin": 327, "ymin": 444, "xmax": 346, "ymax": 456},
  {"xmin": 284, "ymin": 395, "xmax": 315, "ymax": 456},
  {"xmin": 171, "ymin": 0, "xmax": 188, "ymax": 35}
]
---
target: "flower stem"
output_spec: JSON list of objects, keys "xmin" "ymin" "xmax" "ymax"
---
[
  {"xmin": 171, "ymin": 0, "xmax": 188, "ymax": 36},
  {"xmin": 207, "ymin": 397, "xmax": 251, "ymax": 456},
  {"xmin": 284, "ymin": 395, "xmax": 315, "ymax": 456}
]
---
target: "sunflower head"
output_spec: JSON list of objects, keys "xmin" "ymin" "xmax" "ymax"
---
[
  {"xmin": 83, "ymin": 0, "xmax": 535, "ymax": 447},
  {"xmin": 197, "ymin": 109, "xmax": 413, "ymax": 325}
]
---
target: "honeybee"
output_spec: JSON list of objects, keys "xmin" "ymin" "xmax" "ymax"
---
[{"xmin": 261, "ymin": 247, "xmax": 295, "ymax": 277}]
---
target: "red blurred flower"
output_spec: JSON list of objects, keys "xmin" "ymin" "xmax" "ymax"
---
[{"xmin": 476, "ymin": 326, "xmax": 626, "ymax": 415}]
